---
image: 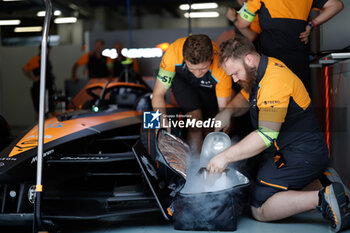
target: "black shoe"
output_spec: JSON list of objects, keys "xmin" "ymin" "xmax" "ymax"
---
[
  {"xmin": 323, "ymin": 168, "xmax": 350, "ymax": 199},
  {"xmin": 318, "ymin": 182, "xmax": 350, "ymax": 232}
]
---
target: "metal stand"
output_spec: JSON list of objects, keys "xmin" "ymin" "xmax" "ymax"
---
[{"xmin": 33, "ymin": 0, "xmax": 52, "ymax": 232}]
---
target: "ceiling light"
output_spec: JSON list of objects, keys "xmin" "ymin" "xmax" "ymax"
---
[
  {"xmin": 54, "ymin": 17, "xmax": 77, "ymax": 24},
  {"xmin": 121, "ymin": 48, "xmax": 163, "ymax": 58},
  {"xmin": 184, "ymin": 12, "xmax": 220, "ymax": 18},
  {"xmin": 0, "ymin": 19, "xmax": 21, "ymax": 26},
  {"xmin": 14, "ymin": 26, "xmax": 42, "ymax": 33},
  {"xmin": 68, "ymin": 3, "xmax": 79, "ymax": 10},
  {"xmin": 179, "ymin": 3, "xmax": 218, "ymax": 10},
  {"xmin": 2, "ymin": 0, "xmax": 24, "ymax": 2},
  {"xmin": 37, "ymin": 10, "xmax": 62, "ymax": 17},
  {"xmin": 102, "ymin": 48, "xmax": 118, "ymax": 59}
]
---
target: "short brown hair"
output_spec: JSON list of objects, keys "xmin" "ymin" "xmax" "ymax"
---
[
  {"xmin": 219, "ymin": 36, "xmax": 256, "ymax": 65},
  {"xmin": 183, "ymin": 34, "xmax": 213, "ymax": 64}
]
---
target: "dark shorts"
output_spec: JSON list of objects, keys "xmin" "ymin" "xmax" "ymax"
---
[
  {"xmin": 171, "ymin": 75, "xmax": 218, "ymax": 120},
  {"xmin": 251, "ymin": 149, "xmax": 328, "ymax": 207}
]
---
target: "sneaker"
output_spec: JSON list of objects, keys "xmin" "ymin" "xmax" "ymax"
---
[
  {"xmin": 318, "ymin": 182, "xmax": 350, "ymax": 232},
  {"xmin": 324, "ymin": 168, "xmax": 350, "ymax": 199}
]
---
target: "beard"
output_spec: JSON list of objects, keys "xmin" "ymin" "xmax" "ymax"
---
[{"xmin": 238, "ymin": 62, "xmax": 257, "ymax": 93}]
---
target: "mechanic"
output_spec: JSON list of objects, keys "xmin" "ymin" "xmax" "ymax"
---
[
  {"xmin": 207, "ymin": 36, "xmax": 350, "ymax": 232},
  {"xmin": 233, "ymin": 0, "xmax": 344, "ymax": 92},
  {"xmin": 152, "ymin": 34, "xmax": 233, "ymax": 155},
  {"xmin": 71, "ymin": 39, "xmax": 111, "ymax": 82},
  {"xmin": 108, "ymin": 42, "xmax": 140, "ymax": 78},
  {"xmin": 23, "ymin": 44, "xmax": 55, "ymax": 119}
]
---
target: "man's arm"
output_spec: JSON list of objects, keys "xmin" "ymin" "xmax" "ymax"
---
[
  {"xmin": 71, "ymin": 62, "xmax": 79, "ymax": 83},
  {"xmin": 313, "ymin": 0, "xmax": 344, "ymax": 25},
  {"xmin": 227, "ymin": 8, "xmax": 258, "ymax": 42},
  {"xmin": 236, "ymin": 14, "xmax": 253, "ymax": 30},
  {"xmin": 72, "ymin": 53, "xmax": 89, "ymax": 83},
  {"xmin": 215, "ymin": 92, "xmax": 250, "ymax": 132},
  {"xmin": 300, "ymin": 0, "xmax": 343, "ymax": 43},
  {"xmin": 23, "ymin": 67, "xmax": 39, "ymax": 82},
  {"xmin": 217, "ymin": 96, "xmax": 231, "ymax": 112},
  {"xmin": 151, "ymin": 78, "xmax": 170, "ymax": 131},
  {"xmin": 207, "ymin": 120, "xmax": 282, "ymax": 173}
]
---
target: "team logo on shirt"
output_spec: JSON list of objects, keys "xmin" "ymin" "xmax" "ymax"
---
[
  {"xmin": 274, "ymin": 63, "xmax": 284, "ymax": 68},
  {"xmin": 200, "ymin": 80, "xmax": 213, "ymax": 88},
  {"xmin": 263, "ymin": 100, "xmax": 280, "ymax": 105}
]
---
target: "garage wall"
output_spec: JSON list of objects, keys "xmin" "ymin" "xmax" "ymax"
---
[
  {"xmin": 0, "ymin": 45, "xmax": 84, "ymax": 128},
  {"xmin": 89, "ymin": 26, "xmax": 232, "ymax": 76},
  {"xmin": 329, "ymin": 59, "xmax": 350, "ymax": 186},
  {"xmin": 0, "ymin": 26, "xmax": 231, "ymax": 130}
]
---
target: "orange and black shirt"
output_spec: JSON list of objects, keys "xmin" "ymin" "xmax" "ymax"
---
[
  {"xmin": 23, "ymin": 54, "xmax": 54, "ymax": 84},
  {"xmin": 241, "ymin": 55, "xmax": 327, "ymax": 153},
  {"xmin": 241, "ymin": 0, "xmax": 327, "ymax": 54},
  {"xmin": 76, "ymin": 52, "xmax": 109, "ymax": 78},
  {"xmin": 157, "ymin": 37, "xmax": 232, "ymax": 98}
]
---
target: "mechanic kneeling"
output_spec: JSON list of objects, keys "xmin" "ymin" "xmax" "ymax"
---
[{"xmin": 207, "ymin": 36, "xmax": 350, "ymax": 233}]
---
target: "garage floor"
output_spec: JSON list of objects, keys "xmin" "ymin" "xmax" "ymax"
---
[{"xmin": 4, "ymin": 210, "xmax": 350, "ymax": 233}]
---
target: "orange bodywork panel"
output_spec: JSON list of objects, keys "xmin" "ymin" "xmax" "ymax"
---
[{"xmin": 9, "ymin": 110, "xmax": 141, "ymax": 157}]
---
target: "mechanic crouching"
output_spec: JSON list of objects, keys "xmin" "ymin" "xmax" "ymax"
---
[
  {"xmin": 152, "ymin": 34, "xmax": 234, "ymax": 155},
  {"xmin": 207, "ymin": 36, "xmax": 350, "ymax": 232}
]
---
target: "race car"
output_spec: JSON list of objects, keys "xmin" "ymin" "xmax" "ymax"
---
[
  {"xmin": 0, "ymin": 80, "xmax": 162, "ymax": 225},
  {"xmin": 0, "ymin": 114, "xmax": 11, "ymax": 152}
]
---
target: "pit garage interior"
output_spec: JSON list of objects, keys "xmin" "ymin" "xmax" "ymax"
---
[{"xmin": 0, "ymin": 0, "xmax": 350, "ymax": 232}]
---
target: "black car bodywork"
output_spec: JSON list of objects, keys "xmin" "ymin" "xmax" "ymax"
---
[{"xmin": 0, "ymin": 81, "xmax": 165, "ymax": 224}]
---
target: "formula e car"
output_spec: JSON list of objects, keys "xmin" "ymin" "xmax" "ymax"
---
[
  {"xmin": 0, "ymin": 114, "xmax": 11, "ymax": 152},
  {"xmin": 0, "ymin": 80, "xmax": 162, "ymax": 224}
]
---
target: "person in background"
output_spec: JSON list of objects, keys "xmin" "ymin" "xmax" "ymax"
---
[
  {"xmin": 23, "ymin": 44, "xmax": 55, "ymax": 119},
  {"xmin": 71, "ymin": 39, "xmax": 110, "ymax": 82},
  {"xmin": 108, "ymin": 42, "xmax": 140, "ymax": 78},
  {"xmin": 232, "ymin": 0, "xmax": 344, "ymax": 92},
  {"xmin": 208, "ymin": 36, "xmax": 350, "ymax": 233},
  {"xmin": 152, "ymin": 34, "xmax": 233, "ymax": 155}
]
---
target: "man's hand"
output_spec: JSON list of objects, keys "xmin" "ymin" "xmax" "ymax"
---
[
  {"xmin": 207, "ymin": 151, "xmax": 230, "ymax": 173},
  {"xmin": 226, "ymin": 8, "xmax": 237, "ymax": 23},
  {"xmin": 299, "ymin": 25, "xmax": 311, "ymax": 44},
  {"xmin": 214, "ymin": 109, "xmax": 232, "ymax": 133}
]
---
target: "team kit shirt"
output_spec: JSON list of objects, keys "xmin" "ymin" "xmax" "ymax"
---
[
  {"xmin": 23, "ymin": 55, "xmax": 54, "ymax": 84},
  {"xmin": 241, "ymin": 55, "xmax": 327, "ymax": 154},
  {"xmin": 157, "ymin": 37, "xmax": 232, "ymax": 98},
  {"xmin": 240, "ymin": 0, "xmax": 328, "ymax": 54}
]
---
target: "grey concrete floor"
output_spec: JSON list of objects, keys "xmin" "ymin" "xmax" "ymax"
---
[{"xmin": 3, "ymin": 210, "xmax": 350, "ymax": 233}]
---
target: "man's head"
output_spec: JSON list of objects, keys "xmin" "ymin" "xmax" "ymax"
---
[
  {"xmin": 94, "ymin": 39, "xmax": 105, "ymax": 54},
  {"xmin": 183, "ymin": 34, "xmax": 213, "ymax": 78},
  {"xmin": 219, "ymin": 36, "xmax": 259, "ymax": 92}
]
